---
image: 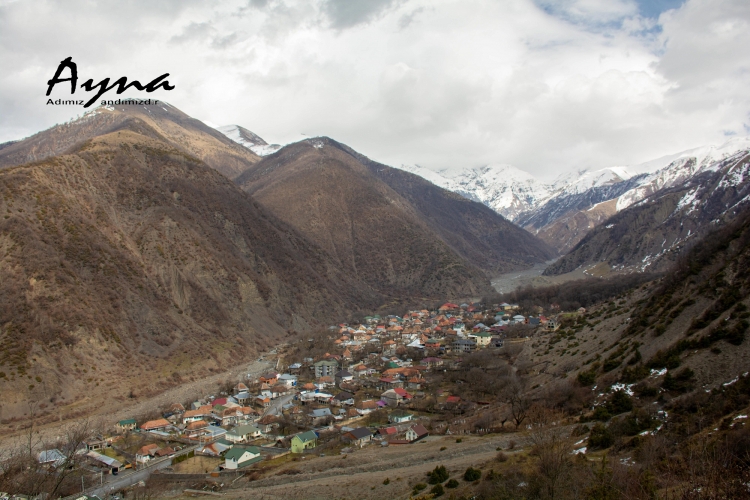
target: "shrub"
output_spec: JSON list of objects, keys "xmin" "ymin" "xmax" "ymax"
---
[
  {"xmin": 428, "ymin": 465, "xmax": 449, "ymax": 484},
  {"xmin": 430, "ymin": 484, "xmax": 445, "ymax": 497},
  {"xmin": 634, "ymin": 384, "xmax": 658, "ymax": 398},
  {"xmin": 609, "ymin": 390, "xmax": 633, "ymax": 414},
  {"xmin": 383, "ymin": 478, "xmax": 390, "ymax": 485},
  {"xmin": 620, "ymin": 364, "xmax": 649, "ymax": 383},
  {"xmin": 445, "ymin": 479, "xmax": 459, "ymax": 489},
  {"xmin": 592, "ymin": 405, "xmax": 611, "ymax": 422},
  {"xmin": 662, "ymin": 367, "xmax": 695, "ymax": 393},
  {"xmin": 577, "ymin": 370, "xmax": 596, "ymax": 386},
  {"xmin": 412, "ymin": 483, "xmax": 427, "ymax": 494},
  {"xmin": 496, "ymin": 451, "xmax": 509, "ymax": 462},
  {"xmin": 440, "ymin": 446, "xmax": 446, "ymax": 451},
  {"xmin": 588, "ymin": 422, "xmax": 614, "ymax": 449},
  {"xmin": 456, "ymin": 438, "xmax": 463, "ymax": 443},
  {"xmin": 464, "ymin": 467, "xmax": 482, "ymax": 482}
]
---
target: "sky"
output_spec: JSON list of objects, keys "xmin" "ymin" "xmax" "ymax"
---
[{"xmin": 1, "ymin": 0, "xmax": 749, "ymax": 180}]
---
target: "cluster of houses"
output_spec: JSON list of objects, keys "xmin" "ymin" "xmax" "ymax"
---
[
  {"xmin": 326, "ymin": 301, "xmax": 557, "ymax": 356},
  {"xmin": 42, "ymin": 301, "xmax": 560, "ymax": 474}
]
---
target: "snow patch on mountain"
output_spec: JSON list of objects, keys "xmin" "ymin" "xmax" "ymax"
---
[
  {"xmin": 399, "ymin": 163, "xmax": 550, "ymax": 220},
  {"xmin": 550, "ymin": 166, "xmax": 635, "ymax": 197},
  {"xmin": 217, "ymin": 125, "xmax": 281, "ymax": 156}
]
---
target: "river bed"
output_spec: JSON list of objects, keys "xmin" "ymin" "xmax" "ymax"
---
[{"xmin": 490, "ymin": 260, "xmax": 591, "ymax": 294}]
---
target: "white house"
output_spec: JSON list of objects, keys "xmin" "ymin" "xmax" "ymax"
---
[
  {"xmin": 226, "ymin": 424, "xmax": 262, "ymax": 443},
  {"xmin": 224, "ymin": 446, "xmax": 262, "ymax": 470}
]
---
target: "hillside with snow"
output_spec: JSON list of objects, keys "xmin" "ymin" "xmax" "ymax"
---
[
  {"xmin": 398, "ymin": 137, "xmax": 750, "ymax": 254},
  {"xmin": 217, "ymin": 125, "xmax": 282, "ymax": 156}
]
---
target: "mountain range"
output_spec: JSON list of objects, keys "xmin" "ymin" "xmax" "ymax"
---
[
  {"xmin": 0, "ymin": 102, "xmax": 553, "ymax": 421},
  {"xmin": 399, "ymin": 137, "xmax": 750, "ymax": 260}
]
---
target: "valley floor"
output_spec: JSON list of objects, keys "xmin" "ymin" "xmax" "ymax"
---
[{"xmin": 490, "ymin": 261, "xmax": 597, "ymax": 294}]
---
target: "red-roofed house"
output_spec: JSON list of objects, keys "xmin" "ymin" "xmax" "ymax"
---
[{"xmin": 140, "ymin": 419, "xmax": 170, "ymax": 432}]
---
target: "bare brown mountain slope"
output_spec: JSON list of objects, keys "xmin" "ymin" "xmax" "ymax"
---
[
  {"xmin": 0, "ymin": 101, "xmax": 261, "ymax": 180},
  {"xmin": 237, "ymin": 138, "xmax": 497, "ymax": 299},
  {"xmin": 353, "ymin": 153, "xmax": 557, "ymax": 274},
  {"xmin": 0, "ymin": 121, "xmax": 383, "ymax": 424}
]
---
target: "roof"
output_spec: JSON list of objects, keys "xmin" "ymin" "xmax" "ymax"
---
[
  {"xmin": 138, "ymin": 443, "xmax": 159, "ymax": 455},
  {"xmin": 314, "ymin": 358, "xmax": 339, "ymax": 365},
  {"xmin": 294, "ymin": 430, "xmax": 318, "ymax": 443},
  {"xmin": 155, "ymin": 447, "xmax": 175, "ymax": 457},
  {"xmin": 335, "ymin": 370, "xmax": 353, "ymax": 377},
  {"xmin": 140, "ymin": 418, "xmax": 170, "ymax": 430},
  {"xmin": 86, "ymin": 451, "xmax": 122, "ymax": 468},
  {"xmin": 186, "ymin": 420, "xmax": 208, "ymax": 430},
  {"xmin": 393, "ymin": 388, "xmax": 410, "ymax": 398},
  {"xmin": 346, "ymin": 427, "xmax": 373, "ymax": 439},
  {"xmin": 225, "ymin": 446, "xmax": 260, "ymax": 461},
  {"xmin": 390, "ymin": 409, "xmax": 412, "ymax": 417},
  {"xmin": 230, "ymin": 424, "xmax": 260, "ymax": 436},
  {"xmin": 357, "ymin": 400, "xmax": 378, "ymax": 410},
  {"xmin": 118, "ymin": 418, "xmax": 137, "ymax": 426},
  {"xmin": 38, "ymin": 449, "xmax": 65, "ymax": 464},
  {"xmin": 410, "ymin": 424, "xmax": 429, "ymax": 437}
]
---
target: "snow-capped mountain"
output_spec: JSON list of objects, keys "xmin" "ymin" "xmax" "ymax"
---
[
  {"xmin": 398, "ymin": 137, "xmax": 750, "ymax": 254},
  {"xmin": 545, "ymin": 147, "xmax": 750, "ymax": 275},
  {"xmin": 615, "ymin": 136, "xmax": 750, "ymax": 212},
  {"xmin": 550, "ymin": 166, "xmax": 635, "ymax": 197},
  {"xmin": 399, "ymin": 164, "xmax": 551, "ymax": 221},
  {"xmin": 217, "ymin": 125, "xmax": 281, "ymax": 156},
  {"xmin": 399, "ymin": 163, "xmax": 644, "ymax": 221}
]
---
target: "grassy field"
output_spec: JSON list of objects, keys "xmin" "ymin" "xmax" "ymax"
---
[{"xmin": 171, "ymin": 455, "xmax": 222, "ymax": 474}]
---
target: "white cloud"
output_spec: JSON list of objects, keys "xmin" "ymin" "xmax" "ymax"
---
[{"xmin": 0, "ymin": 0, "xmax": 748, "ymax": 180}]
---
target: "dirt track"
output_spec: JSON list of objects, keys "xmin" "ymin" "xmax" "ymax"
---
[{"xmin": 222, "ymin": 433, "xmax": 529, "ymax": 500}]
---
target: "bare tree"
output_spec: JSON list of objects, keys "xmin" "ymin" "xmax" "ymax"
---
[
  {"xmin": 527, "ymin": 405, "xmax": 574, "ymax": 500},
  {"xmin": 0, "ymin": 394, "xmax": 97, "ymax": 499},
  {"xmin": 506, "ymin": 380, "xmax": 531, "ymax": 428}
]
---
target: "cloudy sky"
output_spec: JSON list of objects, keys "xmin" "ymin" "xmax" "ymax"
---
[{"xmin": 1, "ymin": 0, "xmax": 749, "ymax": 179}]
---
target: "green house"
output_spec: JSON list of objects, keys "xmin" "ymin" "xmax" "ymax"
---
[
  {"xmin": 291, "ymin": 430, "xmax": 318, "ymax": 453},
  {"xmin": 223, "ymin": 445, "xmax": 261, "ymax": 469}
]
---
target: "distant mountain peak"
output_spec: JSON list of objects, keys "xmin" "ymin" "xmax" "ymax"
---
[{"xmin": 217, "ymin": 124, "xmax": 282, "ymax": 156}]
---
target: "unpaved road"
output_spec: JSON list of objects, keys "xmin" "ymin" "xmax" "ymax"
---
[{"xmin": 221, "ymin": 433, "xmax": 530, "ymax": 500}]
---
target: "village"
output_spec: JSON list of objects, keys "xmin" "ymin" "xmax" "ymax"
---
[{"xmin": 29, "ymin": 301, "xmax": 569, "ymax": 495}]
